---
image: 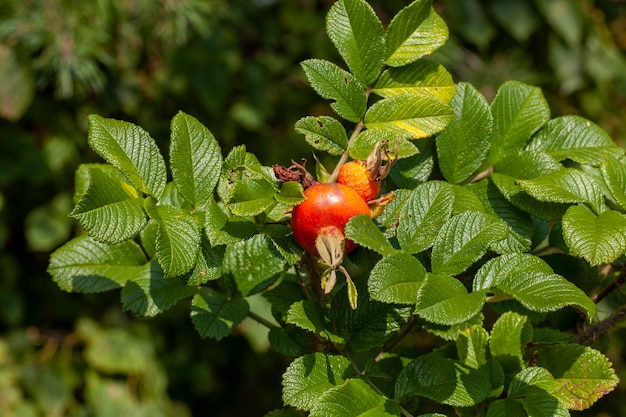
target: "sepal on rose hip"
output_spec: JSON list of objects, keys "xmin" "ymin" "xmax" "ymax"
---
[{"xmin": 315, "ymin": 226, "xmax": 357, "ymax": 309}]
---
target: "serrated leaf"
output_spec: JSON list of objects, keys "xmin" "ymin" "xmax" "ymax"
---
[
  {"xmin": 190, "ymin": 288, "xmax": 249, "ymax": 341},
  {"xmin": 170, "ymin": 111, "xmax": 223, "ymax": 208},
  {"xmin": 223, "ymin": 234, "xmax": 285, "ymax": 296},
  {"xmin": 395, "ymin": 353, "xmax": 497, "ymax": 407},
  {"xmin": 345, "ymin": 214, "xmax": 396, "ymax": 256},
  {"xmin": 87, "ymin": 115, "xmax": 167, "ymax": 198},
  {"xmin": 71, "ymin": 165, "xmax": 146, "ymax": 244},
  {"xmin": 187, "ymin": 231, "xmax": 224, "ymax": 286},
  {"xmin": 474, "ymin": 253, "xmax": 596, "ymax": 318},
  {"xmin": 282, "ymin": 353, "xmax": 353, "ymax": 411},
  {"xmin": 274, "ymin": 181, "xmax": 305, "ymax": 207},
  {"xmin": 457, "ymin": 326, "xmax": 489, "ymax": 369},
  {"xmin": 364, "ymin": 93, "xmax": 454, "ymax": 139},
  {"xmin": 416, "ymin": 274, "xmax": 485, "ymax": 325},
  {"xmin": 600, "ymin": 158, "xmax": 626, "ymax": 211},
  {"xmin": 368, "ymin": 252, "xmax": 425, "ymax": 304},
  {"xmin": 431, "ymin": 211, "xmax": 508, "ymax": 276},
  {"xmin": 508, "ymin": 367, "xmax": 560, "ymax": 398},
  {"xmin": 373, "ymin": 60, "xmax": 455, "ymax": 103},
  {"xmin": 217, "ymin": 145, "xmax": 274, "ymax": 203},
  {"xmin": 263, "ymin": 224, "xmax": 303, "ymax": 266},
  {"xmin": 295, "ymin": 116, "xmax": 349, "ymax": 155},
  {"xmin": 145, "ymin": 199, "xmax": 202, "ymax": 278},
  {"xmin": 268, "ymin": 326, "xmax": 309, "ymax": 358},
  {"xmin": 326, "ymin": 0, "xmax": 386, "ymax": 86},
  {"xmin": 436, "ymin": 82, "xmax": 493, "ymax": 184},
  {"xmin": 532, "ymin": 344, "xmax": 619, "ymax": 410},
  {"xmin": 526, "ymin": 115, "xmax": 624, "ymax": 166},
  {"xmin": 397, "ymin": 181, "xmax": 455, "ymax": 254},
  {"xmin": 451, "ymin": 184, "xmax": 486, "ymax": 214},
  {"xmin": 310, "ymin": 378, "xmax": 401, "ymax": 417},
  {"xmin": 48, "ymin": 236, "xmax": 146, "ymax": 293},
  {"xmin": 388, "ymin": 137, "xmax": 436, "ymax": 189},
  {"xmin": 349, "ymin": 129, "xmax": 418, "ymax": 161},
  {"xmin": 227, "ymin": 178, "xmax": 277, "ymax": 216},
  {"xmin": 488, "ymin": 81, "xmax": 550, "ymax": 164},
  {"xmin": 120, "ymin": 261, "xmax": 196, "ymax": 317},
  {"xmin": 562, "ymin": 205, "xmax": 626, "ymax": 266},
  {"xmin": 518, "ymin": 168, "xmax": 605, "ymax": 214},
  {"xmin": 385, "ymin": 1, "xmax": 448, "ymax": 66},
  {"xmin": 489, "ymin": 312, "xmax": 533, "ymax": 376},
  {"xmin": 285, "ymin": 300, "xmax": 343, "ymax": 344}
]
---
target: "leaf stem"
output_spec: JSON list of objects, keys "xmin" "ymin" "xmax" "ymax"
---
[
  {"xmin": 485, "ymin": 294, "xmax": 515, "ymax": 303},
  {"xmin": 247, "ymin": 311, "xmax": 278, "ymax": 329}
]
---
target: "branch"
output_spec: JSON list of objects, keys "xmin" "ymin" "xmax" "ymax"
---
[
  {"xmin": 573, "ymin": 304, "xmax": 626, "ymax": 344},
  {"xmin": 592, "ymin": 265, "xmax": 626, "ymax": 304}
]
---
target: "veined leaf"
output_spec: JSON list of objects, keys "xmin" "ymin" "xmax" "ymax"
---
[
  {"xmin": 436, "ymin": 82, "xmax": 493, "ymax": 184},
  {"xmin": 518, "ymin": 168, "xmax": 605, "ymax": 214},
  {"xmin": 349, "ymin": 129, "xmax": 419, "ymax": 161},
  {"xmin": 385, "ymin": 0, "xmax": 448, "ymax": 66},
  {"xmin": 488, "ymin": 81, "xmax": 550, "ymax": 164},
  {"xmin": 300, "ymin": 60, "xmax": 366, "ymax": 122},
  {"xmin": 493, "ymin": 150, "xmax": 562, "ymax": 179},
  {"xmin": 310, "ymin": 378, "xmax": 401, "ymax": 417},
  {"xmin": 526, "ymin": 115, "xmax": 624, "ymax": 166},
  {"xmin": 48, "ymin": 235, "xmax": 146, "ymax": 293},
  {"xmin": 217, "ymin": 144, "xmax": 275, "ymax": 203},
  {"xmin": 388, "ymin": 137, "xmax": 436, "ymax": 188},
  {"xmin": 489, "ymin": 312, "xmax": 533, "ymax": 376},
  {"xmin": 144, "ymin": 199, "xmax": 202, "ymax": 278},
  {"xmin": 71, "ymin": 165, "xmax": 146, "ymax": 244},
  {"xmin": 345, "ymin": 214, "xmax": 396, "ymax": 256},
  {"xmin": 457, "ymin": 326, "xmax": 489, "ymax": 369},
  {"xmin": 474, "ymin": 253, "xmax": 596, "ymax": 318},
  {"xmin": 326, "ymin": 0, "xmax": 386, "ymax": 86},
  {"xmin": 227, "ymin": 178, "xmax": 277, "ymax": 217},
  {"xmin": 397, "ymin": 180, "xmax": 455, "ymax": 254},
  {"xmin": 416, "ymin": 274, "xmax": 485, "ymax": 325},
  {"xmin": 275, "ymin": 181, "xmax": 305, "ymax": 206},
  {"xmin": 364, "ymin": 93, "xmax": 454, "ymax": 139},
  {"xmin": 368, "ymin": 251, "xmax": 425, "ymax": 304},
  {"xmin": 170, "ymin": 111, "xmax": 223, "ymax": 208},
  {"xmin": 87, "ymin": 115, "xmax": 166, "ymax": 198},
  {"xmin": 600, "ymin": 158, "xmax": 626, "ymax": 211},
  {"xmin": 532, "ymin": 344, "xmax": 619, "ymax": 410},
  {"xmin": 286, "ymin": 300, "xmax": 342, "ymax": 343},
  {"xmin": 295, "ymin": 116, "xmax": 349, "ymax": 155},
  {"xmin": 190, "ymin": 288, "xmax": 249, "ymax": 341},
  {"xmin": 562, "ymin": 205, "xmax": 626, "ymax": 266},
  {"xmin": 223, "ymin": 234, "xmax": 285, "ymax": 296},
  {"xmin": 508, "ymin": 367, "xmax": 560, "ymax": 398},
  {"xmin": 431, "ymin": 211, "xmax": 508, "ymax": 276},
  {"xmin": 282, "ymin": 353, "xmax": 353, "ymax": 411},
  {"xmin": 187, "ymin": 231, "xmax": 224, "ymax": 286},
  {"xmin": 373, "ymin": 60, "xmax": 455, "ymax": 103},
  {"xmin": 120, "ymin": 260, "xmax": 196, "ymax": 317}
]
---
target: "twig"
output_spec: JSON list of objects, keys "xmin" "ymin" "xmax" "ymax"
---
[
  {"xmin": 247, "ymin": 311, "xmax": 278, "ymax": 329},
  {"xmin": 377, "ymin": 315, "xmax": 417, "ymax": 360},
  {"xmin": 592, "ymin": 266, "xmax": 626, "ymax": 304},
  {"xmin": 574, "ymin": 305, "xmax": 626, "ymax": 344}
]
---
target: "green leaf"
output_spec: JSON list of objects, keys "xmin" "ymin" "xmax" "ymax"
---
[
  {"xmin": 190, "ymin": 288, "xmax": 249, "ymax": 341},
  {"xmin": 145, "ymin": 199, "xmax": 202, "ymax": 278},
  {"xmin": 48, "ymin": 236, "xmax": 146, "ymax": 293},
  {"xmin": 508, "ymin": 367, "xmax": 560, "ymax": 398},
  {"xmin": 474, "ymin": 253, "xmax": 596, "ymax": 318},
  {"xmin": 268, "ymin": 326, "xmax": 309, "ymax": 358},
  {"xmin": 397, "ymin": 181, "xmax": 455, "ymax": 254},
  {"xmin": 493, "ymin": 150, "xmax": 563, "ymax": 179},
  {"xmin": 451, "ymin": 184, "xmax": 486, "ymax": 214},
  {"xmin": 561, "ymin": 205, "xmax": 626, "ymax": 266},
  {"xmin": 275, "ymin": 181, "xmax": 305, "ymax": 206},
  {"xmin": 364, "ymin": 93, "xmax": 454, "ymax": 139},
  {"xmin": 170, "ymin": 111, "xmax": 223, "ymax": 208},
  {"xmin": 416, "ymin": 274, "xmax": 485, "ymax": 325},
  {"xmin": 532, "ymin": 344, "xmax": 619, "ymax": 410},
  {"xmin": 349, "ymin": 129, "xmax": 419, "ymax": 161},
  {"xmin": 282, "ymin": 353, "xmax": 352, "ymax": 411},
  {"xmin": 326, "ymin": 0, "xmax": 386, "ymax": 86},
  {"xmin": 223, "ymin": 234, "xmax": 285, "ymax": 296},
  {"xmin": 436, "ymin": 82, "xmax": 493, "ymax": 184},
  {"xmin": 600, "ymin": 158, "xmax": 626, "ymax": 211},
  {"xmin": 295, "ymin": 116, "xmax": 349, "ymax": 155},
  {"xmin": 70, "ymin": 165, "xmax": 146, "ymax": 244},
  {"xmin": 87, "ymin": 115, "xmax": 167, "ymax": 199},
  {"xmin": 286, "ymin": 300, "xmax": 343, "ymax": 344},
  {"xmin": 227, "ymin": 178, "xmax": 277, "ymax": 216},
  {"xmin": 431, "ymin": 211, "xmax": 508, "ymax": 276},
  {"xmin": 300, "ymin": 59, "xmax": 366, "ymax": 122},
  {"xmin": 368, "ymin": 252, "xmax": 426, "ymax": 304},
  {"xmin": 488, "ymin": 81, "xmax": 550, "ymax": 164},
  {"xmin": 526, "ymin": 115, "xmax": 624, "ymax": 166},
  {"xmin": 373, "ymin": 60, "xmax": 455, "ymax": 104},
  {"xmin": 205, "ymin": 198, "xmax": 257, "ymax": 246},
  {"xmin": 396, "ymin": 353, "xmax": 497, "ymax": 407},
  {"xmin": 120, "ymin": 261, "xmax": 196, "ymax": 317},
  {"xmin": 518, "ymin": 168, "xmax": 605, "ymax": 214},
  {"xmin": 388, "ymin": 137, "xmax": 436, "ymax": 188},
  {"xmin": 345, "ymin": 214, "xmax": 396, "ymax": 256},
  {"xmin": 385, "ymin": 0, "xmax": 448, "ymax": 66},
  {"xmin": 217, "ymin": 145, "xmax": 275, "ymax": 203},
  {"xmin": 457, "ymin": 325, "xmax": 489, "ymax": 369},
  {"xmin": 187, "ymin": 231, "xmax": 224, "ymax": 286},
  {"xmin": 310, "ymin": 378, "xmax": 401, "ymax": 417},
  {"xmin": 489, "ymin": 312, "xmax": 533, "ymax": 376}
]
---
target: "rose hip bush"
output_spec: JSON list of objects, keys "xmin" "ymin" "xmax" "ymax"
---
[{"xmin": 48, "ymin": 1, "xmax": 624, "ymax": 416}]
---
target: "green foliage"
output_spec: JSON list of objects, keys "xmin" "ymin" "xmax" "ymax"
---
[{"xmin": 42, "ymin": 0, "xmax": 626, "ymax": 416}]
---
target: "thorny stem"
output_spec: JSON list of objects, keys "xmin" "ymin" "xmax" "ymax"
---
[
  {"xmin": 574, "ymin": 304, "xmax": 626, "ymax": 344},
  {"xmin": 328, "ymin": 119, "xmax": 365, "ymax": 183}
]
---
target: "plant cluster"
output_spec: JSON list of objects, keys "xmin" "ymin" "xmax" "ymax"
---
[{"xmin": 48, "ymin": 0, "xmax": 623, "ymax": 416}]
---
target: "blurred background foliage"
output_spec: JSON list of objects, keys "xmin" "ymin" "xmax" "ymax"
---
[{"xmin": 0, "ymin": 0, "xmax": 625, "ymax": 416}]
